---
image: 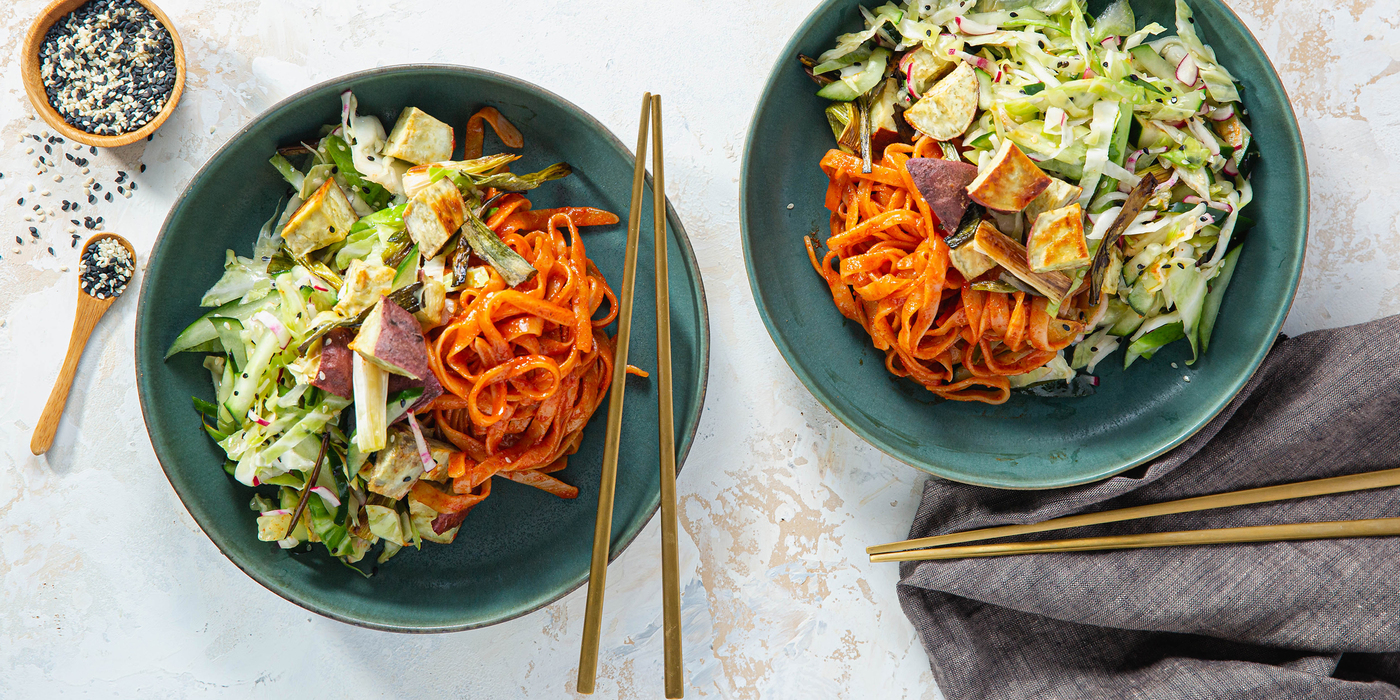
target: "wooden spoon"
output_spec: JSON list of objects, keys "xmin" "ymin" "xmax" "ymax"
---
[{"xmin": 30, "ymin": 233, "xmax": 136, "ymax": 455}]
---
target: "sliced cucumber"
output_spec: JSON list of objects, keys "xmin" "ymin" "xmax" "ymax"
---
[
  {"xmin": 224, "ymin": 329, "xmax": 279, "ymax": 422},
  {"xmin": 392, "ymin": 244, "xmax": 420, "ymax": 291},
  {"xmin": 1128, "ymin": 276, "xmax": 1158, "ymax": 315},
  {"xmin": 1167, "ymin": 263, "xmax": 1209, "ymax": 363},
  {"xmin": 1199, "ymin": 246, "xmax": 1242, "ymax": 356},
  {"xmin": 1107, "ymin": 299, "xmax": 1145, "ymax": 336},
  {"xmin": 209, "ymin": 316, "xmax": 248, "ymax": 371},
  {"xmin": 166, "ymin": 295, "xmax": 278, "ymax": 358}
]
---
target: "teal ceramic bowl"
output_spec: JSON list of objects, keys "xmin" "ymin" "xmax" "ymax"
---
[
  {"xmin": 742, "ymin": 1, "xmax": 1306, "ymax": 489},
  {"xmin": 136, "ymin": 66, "xmax": 709, "ymax": 631}
]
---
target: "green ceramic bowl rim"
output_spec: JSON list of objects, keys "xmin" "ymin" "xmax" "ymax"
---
[
  {"xmin": 740, "ymin": 0, "xmax": 1308, "ymax": 489},
  {"xmin": 135, "ymin": 64, "xmax": 711, "ymax": 631}
]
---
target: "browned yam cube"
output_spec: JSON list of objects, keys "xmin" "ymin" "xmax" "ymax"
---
[
  {"xmin": 349, "ymin": 298, "xmax": 429, "ymax": 380},
  {"xmin": 965, "ymin": 140, "xmax": 1052, "ymax": 212},
  {"xmin": 281, "ymin": 179, "xmax": 359, "ymax": 257},
  {"xmin": 947, "ymin": 241, "xmax": 999, "ymax": 281},
  {"xmin": 905, "ymin": 157, "xmax": 979, "ymax": 235},
  {"xmin": 972, "ymin": 220, "xmax": 1073, "ymax": 302},
  {"xmin": 310, "ymin": 327, "xmax": 355, "ymax": 399},
  {"xmin": 1026, "ymin": 203, "xmax": 1090, "ymax": 273},
  {"xmin": 405, "ymin": 177, "xmax": 466, "ymax": 259},
  {"xmin": 1022, "ymin": 176, "xmax": 1083, "ymax": 226}
]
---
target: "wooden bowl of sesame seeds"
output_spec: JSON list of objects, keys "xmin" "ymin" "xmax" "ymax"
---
[{"xmin": 20, "ymin": 0, "xmax": 185, "ymax": 148}]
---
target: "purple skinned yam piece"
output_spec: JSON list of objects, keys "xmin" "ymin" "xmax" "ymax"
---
[
  {"xmin": 310, "ymin": 327, "xmax": 354, "ymax": 399},
  {"xmin": 905, "ymin": 157, "xmax": 979, "ymax": 236}
]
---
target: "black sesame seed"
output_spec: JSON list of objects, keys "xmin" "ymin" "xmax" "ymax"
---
[
  {"xmin": 29, "ymin": 227, "xmax": 38, "ymax": 236},
  {"xmin": 105, "ymin": 192, "xmax": 113, "ymax": 202},
  {"xmin": 88, "ymin": 194, "xmax": 96, "ymax": 204},
  {"xmin": 140, "ymin": 163, "xmax": 146, "ymax": 172},
  {"xmin": 44, "ymin": 144, "xmax": 52, "ymax": 154},
  {"xmin": 15, "ymin": 236, "xmax": 22, "ymax": 245},
  {"xmin": 16, "ymin": 198, "xmax": 23, "ymax": 206},
  {"xmin": 92, "ymin": 182, "xmax": 101, "ymax": 191},
  {"xmin": 48, "ymin": 247, "xmax": 54, "ymax": 254}
]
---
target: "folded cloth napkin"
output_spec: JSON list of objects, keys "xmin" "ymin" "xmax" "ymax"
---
[{"xmin": 898, "ymin": 315, "xmax": 1400, "ymax": 700}]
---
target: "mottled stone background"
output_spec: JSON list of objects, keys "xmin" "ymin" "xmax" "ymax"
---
[{"xmin": 1, "ymin": 0, "xmax": 1395, "ymax": 698}]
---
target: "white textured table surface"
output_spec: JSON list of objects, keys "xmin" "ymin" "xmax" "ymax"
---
[{"xmin": 2, "ymin": 0, "xmax": 1397, "ymax": 697}]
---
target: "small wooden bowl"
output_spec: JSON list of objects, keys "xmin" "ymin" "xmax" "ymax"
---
[{"xmin": 20, "ymin": 0, "xmax": 186, "ymax": 148}]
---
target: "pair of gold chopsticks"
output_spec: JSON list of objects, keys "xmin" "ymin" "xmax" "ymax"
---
[
  {"xmin": 869, "ymin": 467, "xmax": 1400, "ymax": 563},
  {"xmin": 577, "ymin": 93, "xmax": 683, "ymax": 699}
]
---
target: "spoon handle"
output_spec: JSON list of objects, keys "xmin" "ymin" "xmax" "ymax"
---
[{"xmin": 31, "ymin": 296, "xmax": 111, "ymax": 455}]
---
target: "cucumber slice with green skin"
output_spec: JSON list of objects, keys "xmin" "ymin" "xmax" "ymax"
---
[
  {"xmin": 1128, "ymin": 276, "xmax": 1158, "ymax": 315},
  {"xmin": 166, "ymin": 295, "xmax": 279, "ymax": 358},
  {"xmin": 1124, "ymin": 321, "xmax": 1184, "ymax": 369},
  {"xmin": 1107, "ymin": 299, "xmax": 1145, "ymax": 336},
  {"xmin": 385, "ymin": 388, "xmax": 425, "ymax": 426},
  {"xmin": 817, "ymin": 49, "xmax": 891, "ymax": 101},
  {"xmin": 1129, "ymin": 46, "xmax": 1189, "ymax": 92},
  {"xmin": 209, "ymin": 316, "xmax": 248, "ymax": 371},
  {"xmin": 224, "ymin": 329, "xmax": 279, "ymax": 422},
  {"xmin": 392, "ymin": 244, "xmax": 420, "ymax": 291},
  {"xmin": 1199, "ymin": 246, "xmax": 1242, "ymax": 355},
  {"xmin": 1167, "ymin": 263, "xmax": 1210, "ymax": 363}
]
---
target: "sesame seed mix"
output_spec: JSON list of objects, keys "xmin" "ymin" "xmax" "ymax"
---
[
  {"xmin": 40, "ymin": 0, "xmax": 176, "ymax": 136},
  {"xmin": 79, "ymin": 238, "xmax": 132, "ymax": 299}
]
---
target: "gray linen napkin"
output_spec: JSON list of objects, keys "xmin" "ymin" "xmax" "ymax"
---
[{"xmin": 898, "ymin": 315, "xmax": 1400, "ymax": 700}]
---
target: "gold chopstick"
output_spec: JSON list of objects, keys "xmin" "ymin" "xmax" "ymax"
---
[
  {"xmin": 868, "ymin": 466, "xmax": 1400, "ymax": 557},
  {"xmin": 650, "ymin": 94, "xmax": 684, "ymax": 700},
  {"xmin": 869, "ymin": 517, "xmax": 1400, "ymax": 562},
  {"xmin": 577, "ymin": 92, "xmax": 651, "ymax": 695}
]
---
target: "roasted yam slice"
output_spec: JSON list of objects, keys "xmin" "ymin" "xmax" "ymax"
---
[
  {"xmin": 382, "ymin": 107, "xmax": 454, "ymax": 165},
  {"xmin": 349, "ymin": 297, "xmax": 429, "ymax": 379},
  {"xmin": 972, "ymin": 220, "xmax": 1073, "ymax": 302},
  {"xmin": 404, "ymin": 177, "xmax": 466, "ymax": 258},
  {"xmin": 281, "ymin": 179, "xmax": 359, "ymax": 256},
  {"xmin": 905, "ymin": 157, "xmax": 979, "ymax": 235},
  {"xmin": 1027, "ymin": 203, "xmax": 1090, "ymax": 273},
  {"xmin": 966, "ymin": 140, "xmax": 1052, "ymax": 212},
  {"xmin": 903, "ymin": 61, "xmax": 978, "ymax": 141},
  {"xmin": 1022, "ymin": 176, "xmax": 1083, "ymax": 225},
  {"xmin": 948, "ymin": 240, "xmax": 998, "ymax": 281},
  {"xmin": 333, "ymin": 258, "xmax": 396, "ymax": 317},
  {"xmin": 310, "ymin": 327, "xmax": 355, "ymax": 399}
]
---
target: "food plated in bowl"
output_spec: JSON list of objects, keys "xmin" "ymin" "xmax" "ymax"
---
[
  {"xmin": 742, "ymin": 0, "xmax": 1305, "ymax": 488},
  {"xmin": 136, "ymin": 66, "xmax": 709, "ymax": 631}
]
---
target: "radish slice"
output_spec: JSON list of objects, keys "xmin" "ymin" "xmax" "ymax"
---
[
  {"xmin": 900, "ymin": 53, "xmax": 920, "ymax": 97},
  {"xmin": 1182, "ymin": 195, "xmax": 1203, "ymax": 204},
  {"xmin": 310, "ymin": 486, "xmax": 341, "ymax": 508},
  {"xmin": 248, "ymin": 411, "xmax": 271, "ymax": 427},
  {"xmin": 1175, "ymin": 54, "xmax": 1199, "ymax": 86},
  {"xmin": 406, "ymin": 413, "xmax": 436, "ymax": 473},
  {"xmin": 1100, "ymin": 36, "xmax": 1119, "ymax": 49},
  {"xmin": 261, "ymin": 509, "xmax": 291, "ymax": 516},
  {"xmin": 1223, "ymin": 157, "xmax": 1240, "ymax": 177},
  {"xmin": 948, "ymin": 49, "xmax": 995, "ymax": 73},
  {"xmin": 955, "ymin": 16, "xmax": 996, "ymax": 35},
  {"xmin": 1209, "ymin": 105, "xmax": 1235, "ymax": 121},
  {"xmin": 253, "ymin": 311, "xmax": 291, "ymax": 348},
  {"xmin": 1154, "ymin": 171, "xmax": 1180, "ymax": 196}
]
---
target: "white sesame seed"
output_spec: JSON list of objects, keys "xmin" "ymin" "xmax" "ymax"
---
[
  {"xmin": 1183, "ymin": 376, "xmax": 1191, "ymax": 382},
  {"xmin": 26, "ymin": 148, "xmax": 34, "ymax": 155},
  {"xmin": 53, "ymin": 175, "xmax": 63, "ymax": 182},
  {"xmin": 41, "ymin": 190, "xmax": 50, "ymax": 196},
  {"xmin": 23, "ymin": 215, "xmax": 32, "ymax": 221},
  {"xmin": 81, "ymin": 167, "xmax": 90, "ymax": 174},
  {"xmin": 787, "ymin": 203, "xmax": 795, "ymax": 209},
  {"xmin": 61, "ymin": 266, "xmax": 68, "ymax": 272},
  {"xmin": 27, "ymin": 184, "xmax": 35, "ymax": 192},
  {"xmin": 67, "ymin": 226, "xmax": 76, "ymax": 233}
]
